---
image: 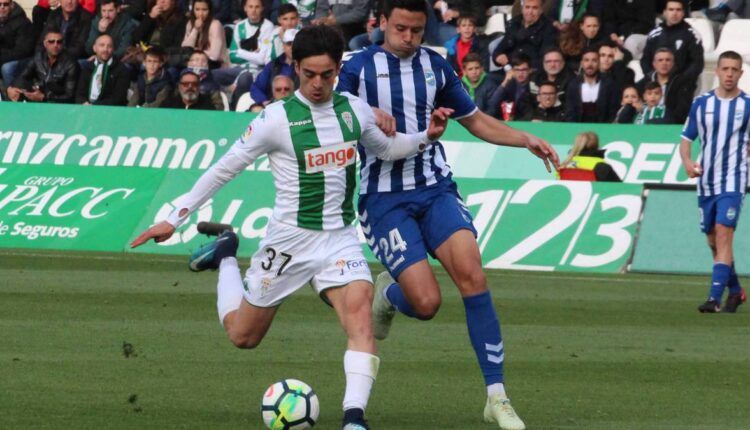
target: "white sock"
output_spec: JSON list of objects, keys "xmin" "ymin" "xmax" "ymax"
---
[
  {"xmin": 342, "ymin": 350, "xmax": 380, "ymax": 411},
  {"xmin": 217, "ymin": 257, "xmax": 244, "ymax": 324},
  {"xmin": 487, "ymin": 383, "xmax": 506, "ymax": 397}
]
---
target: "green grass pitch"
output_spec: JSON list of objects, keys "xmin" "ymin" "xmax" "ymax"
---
[{"xmin": 1, "ymin": 249, "xmax": 749, "ymax": 430}]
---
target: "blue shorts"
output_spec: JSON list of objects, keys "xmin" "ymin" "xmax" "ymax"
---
[
  {"xmin": 698, "ymin": 192, "xmax": 744, "ymax": 234},
  {"xmin": 358, "ymin": 178, "xmax": 477, "ymax": 279}
]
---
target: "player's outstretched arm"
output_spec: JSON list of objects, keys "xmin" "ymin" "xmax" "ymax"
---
[
  {"xmin": 130, "ymin": 221, "xmax": 176, "ymax": 248},
  {"xmin": 457, "ymin": 110, "xmax": 560, "ymax": 172}
]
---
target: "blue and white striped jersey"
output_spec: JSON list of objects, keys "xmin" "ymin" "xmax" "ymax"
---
[
  {"xmin": 336, "ymin": 45, "xmax": 478, "ymax": 194},
  {"xmin": 682, "ymin": 90, "xmax": 750, "ymax": 196}
]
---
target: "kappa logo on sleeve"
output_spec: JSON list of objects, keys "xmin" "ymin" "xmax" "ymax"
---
[{"xmin": 304, "ymin": 141, "xmax": 357, "ymax": 173}]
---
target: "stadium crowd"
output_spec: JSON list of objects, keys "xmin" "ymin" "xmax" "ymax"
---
[{"xmin": 0, "ymin": 0, "xmax": 745, "ymax": 123}]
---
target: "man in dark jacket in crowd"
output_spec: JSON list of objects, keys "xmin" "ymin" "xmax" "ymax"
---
[
  {"xmin": 640, "ymin": 0, "xmax": 703, "ymax": 83},
  {"xmin": 531, "ymin": 47, "xmax": 573, "ymax": 104},
  {"xmin": 599, "ymin": 41, "xmax": 634, "ymax": 92},
  {"xmin": 488, "ymin": 53, "xmax": 535, "ymax": 121},
  {"xmin": 161, "ymin": 69, "xmax": 218, "ymax": 110},
  {"xmin": 0, "ymin": 0, "xmax": 34, "ymax": 84},
  {"xmin": 85, "ymin": 0, "xmax": 137, "ymax": 60},
  {"xmin": 76, "ymin": 34, "xmax": 129, "ymax": 105},
  {"xmin": 532, "ymin": 80, "xmax": 565, "ymax": 122},
  {"xmin": 34, "ymin": 0, "xmax": 93, "ymax": 59},
  {"xmin": 564, "ymin": 46, "xmax": 620, "ymax": 123},
  {"xmin": 602, "ymin": 0, "xmax": 655, "ymax": 42},
  {"xmin": 7, "ymin": 29, "xmax": 78, "ymax": 102},
  {"xmin": 635, "ymin": 47, "xmax": 695, "ymax": 124},
  {"xmin": 492, "ymin": 0, "xmax": 557, "ymax": 70}
]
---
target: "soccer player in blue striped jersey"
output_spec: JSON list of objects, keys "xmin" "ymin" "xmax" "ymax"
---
[
  {"xmin": 680, "ymin": 50, "xmax": 750, "ymax": 313},
  {"xmin": 336, "ymin": 1, "xmax": 558, "ymax": 429}
]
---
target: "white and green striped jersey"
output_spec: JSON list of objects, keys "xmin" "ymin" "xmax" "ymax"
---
[{"xmin": 166, "ymin": 91, "xmax": 432, "ymax": 231}]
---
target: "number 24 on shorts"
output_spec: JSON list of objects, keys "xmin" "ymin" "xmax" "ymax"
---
[
  {"xmin": 261, "ymin": 247, "xmax": 293, "ymax": 276},
  {"xmin": 379, "ymin": 228, "xmax": 407, "ymax": 264}
]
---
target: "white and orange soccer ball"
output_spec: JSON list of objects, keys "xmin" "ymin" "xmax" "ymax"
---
[{"xmin": 261, "ymin": 379, "xmax": 320, "ymax": 430}]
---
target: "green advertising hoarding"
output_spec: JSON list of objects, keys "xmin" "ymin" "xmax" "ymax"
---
[
  {"xmin": 0, "ymin": 162, "xmax": 643, "ymax": 273},
  {"xmin": 0, "ymin": 103, "xmax": 699, "ymax": 184}
]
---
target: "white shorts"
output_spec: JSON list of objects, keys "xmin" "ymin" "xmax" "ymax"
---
[{"xmin": 242, "ymin": 220, "xmax": 373, "ymax": 307}]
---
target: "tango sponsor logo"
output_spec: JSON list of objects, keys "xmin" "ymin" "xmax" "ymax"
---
[{"xmin": 304, "ymin": 141, "xmax": 357, "ymax": 173}]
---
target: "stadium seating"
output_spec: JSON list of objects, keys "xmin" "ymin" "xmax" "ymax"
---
[
  {"xmin": 628, "ymin": 60, "xmax": 644, "ymax": 83},
  {"xmin": 235, "ymin": 93, "xmax": 255, "ymax": 112},
  {"xmin": 484, "ymin": 13, "xmax": 507, "ymax": 35},
  {"xmin": 705, "ymin": 19, "xmax": 750, "ymax": 63},
  {"xmin": 685, "ymin": 17, "xmax": 716, "ymax": 54}
]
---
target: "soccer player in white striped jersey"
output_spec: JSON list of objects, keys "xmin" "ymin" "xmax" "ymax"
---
[
  {"xmin": 130, "ymin": 25, "xmax": 453, "ymax": 430},
  {"xmin": 680, "ymin": 50, "xmax": 750, "ymax": 314},
  {"xmin": 336, "ymin": 1, "xmax": 558, "ymax": 429}
]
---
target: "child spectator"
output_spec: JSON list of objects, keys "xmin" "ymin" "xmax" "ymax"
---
[
  {"xmin": 460, "ymin": 52, "xmax": 496, "ymax": 115},
  {"xmin": 182, "ymin": 0, "xmax": 228, "ymax": 68},
  {"xmin": 444, "ymin": 15, "xmax": 480, "ymax": 77},
  {"xmin": 186, "ymin": 49, "xmax": 224, "ymax": 109},
  {"xmin": 634, "ymin": 81, "xmax": 667, "ymax": 124},
  {"xmin": 128, "ymin": 45, "xmax": 173, "ymax": 107},
  {"xmin": 266, "ymin": 3, "xmax": 299, "ymax": 63}
]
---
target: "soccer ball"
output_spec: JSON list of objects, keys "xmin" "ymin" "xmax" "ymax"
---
[{"xmin": 261, "ymin": 379, "xmax": 319, "ymax": 430}]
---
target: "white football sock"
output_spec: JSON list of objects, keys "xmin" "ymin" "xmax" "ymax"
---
[
  {"xmin": 487, "ymin": 382, "xmax": 506, "ymax": 397},
  {"xmin": 217, "ymin": 257, "xmax": 244, "ymax": 324},
  {"xmin": 342, "ymin": 350, "xmax": 380, "ymax": 411}
]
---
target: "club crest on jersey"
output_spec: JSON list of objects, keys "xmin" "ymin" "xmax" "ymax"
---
[
  {"xmin": 242, "ymin": 124, "xmax": 253, "ymax": 140},
  {"xmin": 304, "ymin": 141, "xmax": 357, "ymax": 173},
  {"xmin": 336, "ymin": 259, "xmax": 346, "ymax": 275},
  {"xmin": 425, "ymin": 71, "xmax": 436, "ymax": 86},
  {"xmin": 342, "ymin": 111, "xmax": 354, "ymax": 133}
]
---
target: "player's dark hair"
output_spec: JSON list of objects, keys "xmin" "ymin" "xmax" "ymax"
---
[
  {"xmin": 511, "ymin": 53, "xmax": 531, "ymax": 68},
  {"xmin": 292, "ymin": 25, "xmax": 345, "ymax": 64},
  {"xmin": 461, "ymin": 52, "xmax": 482, "ymax": 67},
  {"xmin": 383, "ymin": 0, "xmax": 428, "ymax": 18},
  {"xmin": 644, "ymin": 81, "xmax": 662, "ymax": 93},
  {"xmin": 719, "ymin": 50, "xmax": 743, "ymax": 64},
  {"xmin": 278, "ymin": 3, "xmax": 298, "ymax": 17}
]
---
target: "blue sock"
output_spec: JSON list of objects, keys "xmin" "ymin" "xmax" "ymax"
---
[
  {"xmin": 709, "ymin": 263, "xmax": 731, "ymax": 302},
  {"xmin": 728, "ymin": 262, "xmax": 742, "ymax": 295},
  {"xmin": 384, "ymin": 283, "xmax": 422, "ymax": 319},
  {"xmin": 463, "ymin": 291, "xmax": 503, "ymax": 385}
]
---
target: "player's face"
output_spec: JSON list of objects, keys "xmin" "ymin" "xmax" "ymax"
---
[
  {"xmin": 621, "ymin": 87, "xmax": 639, "ymax": 105},
  {"xmin": 643, "ymin": 88, "xmax": 662, "ymax": 107},
  {"xmin": 522, "ymin": 0, "xmax": 542, "ymax": 25},
  {"xmin": 598, "ymin": 46, "xmax": 614, "ymax": 72},
  {"xmin": 278, "ymin": 11, "xmax": 299, "ymax": 30},
  {"xmin": 716, "ymin": 58, "xmax": 743, "ymax": 92},
  {"xmin": 663, "ymin": 2, "xmax": 684, "ymax": 26},
  {"xmin": 295, "ymin": 54, "xmax": 339, "ymax": 104},
  {"xmin": 653, "ymin": 52, "xmax": 674, "ymax": 76},
  {"xmin": 381, "ymin": 8, "xmax": 425, "ymax": 58},
  {"xmin": 581, "ymin": 52, "xmax": 599, "ymax": 77},
  {"xmin": 464, "ymin": 61, "xmax": 482, "ymax": 83},
  {"xmin": 580, "ymin": 16, "xmax": 600, "ymax": 40},
  {"xmin": 543, "ymin": 52, "xmax": 564, "ymax": 75}
]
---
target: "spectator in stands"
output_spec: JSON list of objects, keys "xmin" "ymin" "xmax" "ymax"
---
[
  {"xmin": 445, "ymin": 15, "xmax": 481, "ymax": 77},
  {"xmin": 266, "ymin": 3, "xmax": 299, "ymax": 63},
  {"xmin": 488, "ymin": 53, "xmax": 535, "ymax": 121},
  {"xmin": 492, "ymin": 0, "xmax": 557, "ymax": 71},
  {"xmin": 460, "ymin": 52, "xmax": 496, "ymax": 114},
  {"xmin": 186, "ymin": 49, "xmax": 225, "ymax": 109},
  {"xmin": 705, "ymin": 0, "xmax": 750, "ymax": 22},
  {"xmin": 217, "ymin": 0, "xmax": 274, "ymax": 87},
  {"xmin": 614, "ymin": 84, "xmax": 640, "ymax": 123},
  {"xmin": 132, "ymin": 0, "xmax": 188, "ymax": 68},
  {"xmin": 271, "ymin": 0, "xmax": 321, "ymax": 25},
  {"xmin": 7, "ymin": 29, "xmax": 78, "ymax": 103},
  {"xmin": 119, "ymin": 0, "xmax": 148, "ymax": 21},
  {"xmin": 430, "ymin": 1, "xmax": 485, "ymax": 45},
  {"xmin": 75, "ymin": 34, "xmax": 129, "ymax": 105},
  {"xmin": 636, "ymin": 47, "xmax": 695, "ymax": 124},
  {"xmin": 532, "ymin": 80, "xmax": 565, "ymax": 122},
  {"xmin": 162, "ymin": 69, "xmax": 218, "ymax": 109},
  {"xmin": 128, "ymin": 45, "xmax": 173, "ymax": 107},
  {"xmin": 85, "ymin": 0, "xmax": 136, "ymax": 60},
  {"xmin": 248, "ymin": 27, "xmax": 296, "ymax": 106},
  {"xmin": 310, "ymin": 0, "xmax": 373, "ymax": 43},
  {"xmin": 248, "ymin": 73, "xmax": 293, "ymax": 111},
  {"xmin": 559, "ymin": 13, "xmax": 606, "ymax": 71},
  {"xmin": 182, "ymin": 0, "xmax": 228, "ymax": 67},
  {"xmin": 640, "ymin": 0, "xmax": 703, "ymax": 84},
  {"xmin": 601, "ymin": 0, "xmax": 655, "ymax": 61},
  {"xmin": 0, "ymin": 0, "xmax": 35, "ymax": 85},
  {"xmin": 531, "ymin": 47, "xmax": 573, "ymax": 102},
  {"xmin": 564, "ymin": 46, "xmax": 620, "ymax": 123},
  {"xmin": 35, "ymin": 0, "xmax": 93, "ymax": 59},
  {"xmin": 598, "ymin": 41, "xmax": 634, "ymax": 91},
  {"xmin": 633, "ymin": 81, "xmax": 667, "ymax": 124},
  {"xmin": 548, "ymin": 0, "xmax": 593, "ymax": 31},
  {"xmin": 558, "ymin": 131, "xmax": 621, "ymax": 181},
  {"xmin": 32, "ymin": 0, "xmax": 95, "ymax": 38}
]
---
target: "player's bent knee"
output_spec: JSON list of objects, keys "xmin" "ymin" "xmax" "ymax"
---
[
  {"xmin": 412, "ymin": 296, "xmax": 441, "ymax": 320},
  {"xmin": 227, "ymin": 330, "xmax": 263, "ymax": 349}
]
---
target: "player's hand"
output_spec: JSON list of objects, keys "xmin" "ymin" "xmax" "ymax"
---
[
  {"xmin": 372, "ymin": 107, "xmax": 396, "ymax": 137},
  {"xmin": 130, "ymin": 221, "xmax": 176, "ymax": 248},
  {"xmin": 684, "ymin": 161, "xmax": 702, "ymax": 178},
  {"xmin": 524, "ymin": 133, "xmax": 559, "ymax": 173},
  {"xmin": 426, "ymin": 107, "xmax": 454, "ymax": 141}
]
